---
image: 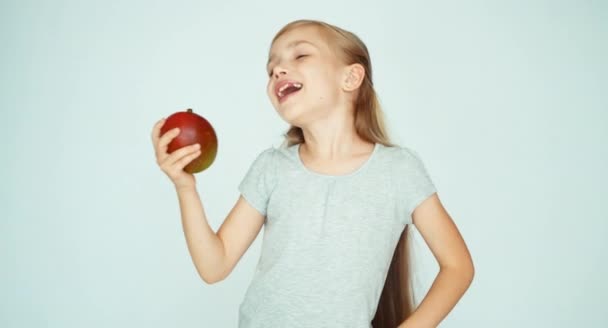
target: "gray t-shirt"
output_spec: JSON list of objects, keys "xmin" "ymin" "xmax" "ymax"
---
[{"xmin": 237, "ymin": 142, "xmax": 437, "ymax": 328}]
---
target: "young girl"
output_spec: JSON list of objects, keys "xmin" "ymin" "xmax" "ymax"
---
[{"xmin": 151, "ymin": 19, "xmax": 474, "ymax": 328}]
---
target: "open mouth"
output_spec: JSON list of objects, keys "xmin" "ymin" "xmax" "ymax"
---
[{"xmin": 277, "ymin": 82, "xmax": 303, "ymax": 103}]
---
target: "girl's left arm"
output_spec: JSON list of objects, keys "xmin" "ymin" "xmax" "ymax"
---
[{"xmin": 397, "ymin": 193, "xmax": 475, "ymax": 328}]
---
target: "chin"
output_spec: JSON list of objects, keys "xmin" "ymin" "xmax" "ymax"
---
[
  {"xmin": 275, "ymin": 103, "xmax": 304, "ymax": 124},
  {"xmin": 276, "ymin": 105, "xmax": 299, "ymax": 122},
  {"xmin": 284, "ymin": 108, "xmax": 325, "ymax": 129}
]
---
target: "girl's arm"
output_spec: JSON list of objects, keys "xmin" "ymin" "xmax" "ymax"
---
[
  {"xmin": 176, "ymin": 185, "xmax": 266, "ymax": 284},
  {"xmin": 152, "ymin": 120, "xmax": 264, "ymax": 284},
  {"xmin": 398, "ymin": 193, "xmax": 475, "ymax": 328},
  {"xmin": 176, "ymin": 185, "xmax": 227, "ymax": 284}
]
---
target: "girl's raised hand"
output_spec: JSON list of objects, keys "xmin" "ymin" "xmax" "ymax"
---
[{"xmin": 151, "ymin": 118, "xmax": 201, "ymax": 190}]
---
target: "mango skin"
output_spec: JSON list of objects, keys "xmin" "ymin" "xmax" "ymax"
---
[{"xmin": 160, "ymin": 108, "xmax": 218, "ymax": 174}]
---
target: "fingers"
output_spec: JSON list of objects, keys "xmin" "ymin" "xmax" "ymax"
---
[
  {"xmin": 176, "ymin": 147, "xmax": 202, "ymax": 170},
  {"xmin": 154, "ymin": 127, "xmax": 181, "ymax": 163},
  {"xmin": 159, "ymin": 143, "xmax": 201, "ymax": 168},
  {"xmin": 152, "ymin": 115, "xmax": 201, "ymax": 181},
  {"xmin": 151, "ymin": 118, "xmax": 166, "ymax": 146}
]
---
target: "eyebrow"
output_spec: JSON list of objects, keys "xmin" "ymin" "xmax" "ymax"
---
[{"xmin": 267, "ymin": 40, "xmax": 317, "ymax": 69}]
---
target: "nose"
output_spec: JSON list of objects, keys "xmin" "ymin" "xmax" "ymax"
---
[{"xmin": 272, "ymin": 65, "xmax": 287, "ymax": 79}]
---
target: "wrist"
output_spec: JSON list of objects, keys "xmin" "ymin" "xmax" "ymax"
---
[{"xmin": 175, "ymin": 184, "xmax": 197, "ymax": 193}]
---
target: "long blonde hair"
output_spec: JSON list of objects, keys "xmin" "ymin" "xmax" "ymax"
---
[{"xmin": 270, "ymin": 19, "xmax": 416, "ymax": 327}]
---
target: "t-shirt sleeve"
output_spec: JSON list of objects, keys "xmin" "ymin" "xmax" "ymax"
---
[
  {"xmin": 237, "ymin": 147, "xmax": 276, "ymax": 217},
  {"xmin": 397, "ymin": 146, "xmax": 437, "ymax": 223}
]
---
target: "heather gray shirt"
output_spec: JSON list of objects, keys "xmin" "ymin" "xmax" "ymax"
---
[{"xmin": 237, "ymin": 142, "xmax": 437, "ymax": 328}]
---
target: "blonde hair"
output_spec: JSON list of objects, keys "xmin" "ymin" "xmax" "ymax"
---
[{"xmin": 269, "ymin": 19, "xmax": 417, "ymax": 327}]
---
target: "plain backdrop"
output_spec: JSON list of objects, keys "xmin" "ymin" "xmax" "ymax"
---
[{"xmin": 2, "ymin": 0, "xmax": 607, "ymax": 327}]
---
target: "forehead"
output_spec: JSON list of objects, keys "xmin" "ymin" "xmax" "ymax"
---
[{"xmin": 267, "ymin": 26, "xmax": 327, "ymax": 62}]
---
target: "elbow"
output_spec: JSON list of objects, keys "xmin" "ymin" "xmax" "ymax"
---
[
  {"xmin": 200, "ymin": 268, "xmax": 227, "ymax": 285},
  {"xmin": 463, "ymin": 260, "xmax": 475, "ymax": 284},
  {"xmin": 467, "ymin": 258, "xmax": 476, "ymax": 280},
  {"xmin": 470, "ymin": 262, "xmax": 476, "ymax": 279},
  {"xmin": 202, "ymin": 278, "xmax": 218, "ymax": 285},
  {"xmin": 196, "ymin": 250, "xmax": 229, "ymax": 285},
  {"xmin": 196, "ymin": 267, "xmax": 216, "ymax": 284},
  {"xmin": 457, "ymin": 258, "xmax": 475, "ymax": 281},
  {"xmin": 201, "ymin": 275, "xmax": 215, "ymax": 285},
  {"xmin": 201, "ymin": 274, "xmax": 221, "ymax": 285},
  {"xmin": 441, "ymin": 258, "xmax": 475, "ymax": 282}
]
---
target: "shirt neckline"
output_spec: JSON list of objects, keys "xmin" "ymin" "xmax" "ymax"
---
[{"xmin": 292, "ymin": 142, "xmax": 380, "ymax": 179}]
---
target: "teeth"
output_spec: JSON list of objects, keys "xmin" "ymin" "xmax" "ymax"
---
[{"xmin": 277, "ymin": 82, "xmax": 303, "ymax": 98}]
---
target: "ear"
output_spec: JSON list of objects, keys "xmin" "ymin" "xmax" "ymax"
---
[{"xmin": 342, "ymin": 63, "xmax": 365, "ymax": 92}]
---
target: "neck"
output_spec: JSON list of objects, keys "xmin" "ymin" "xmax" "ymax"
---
[{"xmin": 298, "ymin": 112, "xmax": 371, "ymax": 161}]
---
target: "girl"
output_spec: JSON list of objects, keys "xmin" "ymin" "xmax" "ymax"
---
[{"xmin": 151, "ymin": 19, "xmax": 474, "ymax": 328}]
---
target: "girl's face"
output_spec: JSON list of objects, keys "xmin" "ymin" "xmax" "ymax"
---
[{"xmin": 266, "ymin": 26, "xmax": 347, "ymax": 124}]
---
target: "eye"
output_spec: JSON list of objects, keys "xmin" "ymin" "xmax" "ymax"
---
[{"xmin": 267, "ymin": 54, "xmax": 308, "ymax": 77}]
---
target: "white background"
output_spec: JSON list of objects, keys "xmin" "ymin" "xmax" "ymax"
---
[{"xmin": 2, "ymin": 0, "xmax": 607, "ymax": 327}]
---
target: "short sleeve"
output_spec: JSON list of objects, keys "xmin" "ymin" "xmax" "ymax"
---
[
  {"xmin": 397, "ymin": 146, "xmax": 437, "ymax": 223},
  {"xmin": 238, "ymin": 147, "xmax": 276, "ymax": 217}
]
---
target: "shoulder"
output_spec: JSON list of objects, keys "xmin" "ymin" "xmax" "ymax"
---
[
  {"xmin": 247, "ymin": 145, "xmax": 288, "ymax": 176},
  {"xmin": 384, "ymin": 144, "xmax": 435, "ymax": 187},
  {"xmin": 383, "ymin": 144, "xmax": 426, "ymax": 166},
  {"xmin": 241, "ymin": 146, "xmax": 277, "ymax": 175},
  {"xmin": 251, "ymin": 145, "xmax": 279, "ymax": 162}
]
